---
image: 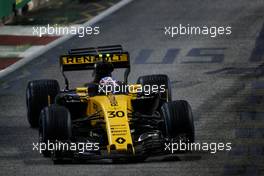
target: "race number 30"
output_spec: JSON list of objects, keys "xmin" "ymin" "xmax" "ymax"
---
[{"xmin": 107, "ymin": 111, "xmax": 125, "ymax": 118}]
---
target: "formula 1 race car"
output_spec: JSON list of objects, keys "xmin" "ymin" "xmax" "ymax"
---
[{"xmin": 26, "ymin": 45, "xmax": 195, "ymax": 163}]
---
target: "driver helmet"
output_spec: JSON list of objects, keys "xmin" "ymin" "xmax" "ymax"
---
[{"xmin": 99, "ymin": 77, "xmax": 118, "ymax": 93}]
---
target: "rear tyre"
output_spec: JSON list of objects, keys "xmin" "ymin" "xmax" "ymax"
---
[
  {"xmin": 161, "ymin": 100, "xmax": 194, "ymax": 143},
  {"xmin": 39, "ymin": 105, "xmax": 72, "ymax": 157},
  {"xmin": 26, "ymin": 79, "xmax": 60, "ymax": 128},
  {"xmin": 137, "ymin": 74, "xmax": 172, "ymax": 103}
]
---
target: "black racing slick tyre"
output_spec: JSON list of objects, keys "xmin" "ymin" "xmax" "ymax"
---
[
  {"xmin": 161, "ymin": 100, "xmax": 195, "ymax": 143},
  {"xmin": 39, "ymin": 105, "xmax": 72, "ymax": 157},
  {"xmin": 26, "ymin": 79, "xmax": 60, "ymax": 128},
  {"xmin": 137, "ymin": 74, "xmax": 172, "ymax": 103}
]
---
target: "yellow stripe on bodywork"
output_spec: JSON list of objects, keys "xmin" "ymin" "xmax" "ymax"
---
[{"xmin": 88, "ymin": 95, "xmax": 134, "ymax": 154}]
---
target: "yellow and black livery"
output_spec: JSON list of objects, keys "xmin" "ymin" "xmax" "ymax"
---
[{"xmin": 26, "ymin": 45, "xmax": 195, "ymax": 163}]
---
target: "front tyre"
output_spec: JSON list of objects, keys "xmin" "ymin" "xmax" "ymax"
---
[
  {"xmin": 161, "ymin": 100, "xmax": 194, "ymax": 143},
  {"xmin": 39, "ymin": 105, "xmax": 72, "ymax": 158}
]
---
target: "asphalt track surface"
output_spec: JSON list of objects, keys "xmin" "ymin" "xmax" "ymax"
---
[{"xmin": 1, "ymin": 0, "xmax": 264, "ymax": 175}]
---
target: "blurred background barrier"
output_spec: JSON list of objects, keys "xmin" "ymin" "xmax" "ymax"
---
[
  {"xmin": 0, "ymin": 0, "xmax": 50, "ymax": 24},
  {"xmin": 0, "ymin": 0, "xmax": 16, "ymax": 23}
]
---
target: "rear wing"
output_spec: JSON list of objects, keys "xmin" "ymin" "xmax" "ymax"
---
[
  {"xmin": 60, "ymin": 45, "xmax": 131, "ymax": 89},
  {"xmin": 60, "ymin": 45, "xmax": 130, "ymax": 71}
]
